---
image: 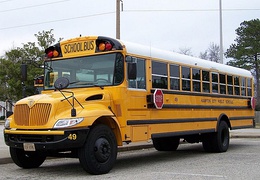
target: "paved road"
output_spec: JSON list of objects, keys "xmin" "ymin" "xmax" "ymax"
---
[
  {"xmin": 0, "ymin": 125, "xmax": 9, "ymax": 163},
  {"xmin": 1, "ymin": 138, "xmax": 260, "ymax": 179},
  {"xmin": 1, "ymin": 124, "xmax": 260, "ymax": 164}
]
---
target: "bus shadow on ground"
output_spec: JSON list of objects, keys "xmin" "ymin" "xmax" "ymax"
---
[
  {"xmin": 12, "ymin": 142, "xmax": 247, "ymax": 177},
  {"xmin": 115, "ymin": 141, "xmax": 248, "ymax": 171}
]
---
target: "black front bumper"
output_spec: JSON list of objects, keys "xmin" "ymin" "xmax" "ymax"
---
[{"xmin": 4, "ymin": 128, "xmax": 89, "ymax": 151}]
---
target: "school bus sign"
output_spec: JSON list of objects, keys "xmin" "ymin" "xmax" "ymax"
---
[
  {"xmin": 60, "ymin": 37, "xmax": 96, "ymax": 58},
  {"xmin": 153, "ymin": 89, "xmax": 164, "ymax": 109}
]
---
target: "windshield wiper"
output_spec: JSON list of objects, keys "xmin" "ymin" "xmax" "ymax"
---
[
  {"xmin": 93, "ymin": 84, "xmax": 104, "ymax": 90},
  {"xmin": 69, "ymin": 81, "xmax": 104, "ymax": 89}
]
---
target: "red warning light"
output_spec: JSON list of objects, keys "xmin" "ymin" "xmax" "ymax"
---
[
  {"xmin": 45, "ymin": 45, "xmax": 60, "ymax": 59},
  {"xmin": 46, "ymin": 49, "xmax": 59, "ymax": 58},
  {"xmin": 47, "ymin": 51, "xmax": 53, "ymax": 58},
  {"xmin": 105, "ymin": 42, "xmax": 112, "ymax": 51},
  {"xmin": 97, "ymin": 41, "xmax": 113, "ymax": 51}
]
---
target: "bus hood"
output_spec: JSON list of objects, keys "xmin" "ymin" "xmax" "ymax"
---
[{"xmin": 11, "ymin": 89, "xmax": 112, "ymax": 129}]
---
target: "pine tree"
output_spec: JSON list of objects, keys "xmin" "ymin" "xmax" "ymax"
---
[{"xmin": 226, "ymin": 19, "xmax": 260, "ymax": 109}]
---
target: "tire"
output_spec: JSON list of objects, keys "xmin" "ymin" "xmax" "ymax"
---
[
  {"xmin": 78, "ymin": 124, "xmax": 118, "ymax": 175},
  {"xmin": 10, "ymin": 147, "xmax": 46, "ymax": 168},
  {"xmin": 152, "ymin": 137, "xmax": 180, "ymax": 151},
  {"xmin": 202, "ymin": 121, "xmax": 230, "ymax": 153}
]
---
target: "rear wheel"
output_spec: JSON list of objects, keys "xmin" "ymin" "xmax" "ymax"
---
[
  {"xmin": 78, "ymin": 124, "xmax": 117, "ymax": 175},
  {"xmin": 10, "ymin": 147, "xmax": 46, "ymax": 168},
  {"xmin": 202, "ymin": 121, "xmax": 230, "ymax": 152},
  {"xmin": 152, "ymin": 137, "xmax": 180, "ymax": 151}
]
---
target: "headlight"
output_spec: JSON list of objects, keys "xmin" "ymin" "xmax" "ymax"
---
[
  {"xmin": 4, "ymin": 119, "xmax": 10, "ymax": 129},
  {"xmin": 53, "ymin": 117, "xmax": 84, "ymax": 129}
]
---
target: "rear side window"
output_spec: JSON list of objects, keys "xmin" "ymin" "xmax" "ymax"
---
[{"xmin": 152, "ymin": 61, "xmax": 167, "ymax": 89}]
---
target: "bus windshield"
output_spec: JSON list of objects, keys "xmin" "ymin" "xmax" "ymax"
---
[{"xmin": 44, "ymin": 53, "xmax": 124, "ymax": 90}]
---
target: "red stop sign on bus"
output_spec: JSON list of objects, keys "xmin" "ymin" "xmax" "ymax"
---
[{"xmin": 153, "ymin": 89, "xmax": 164, "ymax": 109}]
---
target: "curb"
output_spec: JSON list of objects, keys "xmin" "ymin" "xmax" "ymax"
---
[
  {"xmin": 0, "ymin": 158, "xmax": 13, "ymax": 165},
  {"xmin": 118, "ymin": 143, "xmax": 154, "ymax": 152},
  {"xmin": 230, "ymin": 135, "xmax": 260, "ymax": 138}
]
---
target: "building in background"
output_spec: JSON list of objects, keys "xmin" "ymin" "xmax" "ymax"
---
[{"xmin": 0, "ymin": 101, "xmax": 5, "ymax": 117}]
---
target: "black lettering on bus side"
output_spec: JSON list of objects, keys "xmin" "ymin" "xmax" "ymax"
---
[
  {"xmin": 76, "ymin": 43, "xmax": 83, "ymax": 52},
  {"xmin": 84, "ymin": 41, "xmax": 94, "ymax": 51},
  {"xmin": 64, "ymin": 44, "xmax": 68, "ymax": 53},
  {"xmin": 89, "ymin": 40, "xmax": 94, "ymax": 50},
  {"xmin": 64, "ymin": 41, "xmax": 94, "ymax": 54}
]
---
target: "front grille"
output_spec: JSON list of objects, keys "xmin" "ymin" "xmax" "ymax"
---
[{"xmin": 14, "ymin": 103, "xmax": 52, "ymax": 126}]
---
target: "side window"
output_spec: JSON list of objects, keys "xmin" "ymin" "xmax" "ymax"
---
[
  {"xmin": 152, "ymin": 61, "xmax": 167, "ymax": 89},
  {"xmin": 170, "ymin": 64, "xmax": 180, "ymax": 90},
  {"xmin": 212, "ymin": 73, "xmax": 219, "ymax": 93},
  {"xmin": 227, "ymin": 75, "xmax": 233, "ymax": 95},
  {"xmin": 182, "ymin": 66, "xmax": 190, "ymax": 91},
  {"xmin": 247, "ymin": 78, "xmax": 252, "ymax": 96},
  {"xmin": 127, "ymin": 57, "xmax": 146, "ymax": 89},
  {"xmin": 234, "ymin": 76, "xmax": 240, "ymax": 95},
  {"xmin": 219, "ymin": 74, "xmax": 226, "ymax": 94},
  {"xmin": 202, "ymin": 70, "xmax": 210, "ymax": 93},
  {"xmin": 241, "ymin": 77, "xmax": 246, "ymax": 96},
  {"xmin": 192, "ymin": 68, "xmax": 201, "ymax": 92}
]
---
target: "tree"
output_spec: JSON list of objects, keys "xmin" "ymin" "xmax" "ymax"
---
[
  {"xmin": 178, "ymin": 47, "xmax": 193, "ymax": 56},
  {"xmin": 0, "ymin": 29, "xmax": 60, "ymax": 101},
  {"xmin": 225, "ymin": 19, "xmax": 260, "ymax": 108},
  {"xmin": 207, "ymin": 43, "xmax": 220, "ymax": 63},
  {"xmin": 199, "ymin": 50, "xmax": 208, "ymax": 60},
  {"xmin": 199, "ymin": 42, "xmax": 220, "ymax": 63}
]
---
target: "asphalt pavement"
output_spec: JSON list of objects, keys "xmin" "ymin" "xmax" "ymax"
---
[{"xmin": 1, "ymin": 123, "xmax": 260, "ymax": 165}]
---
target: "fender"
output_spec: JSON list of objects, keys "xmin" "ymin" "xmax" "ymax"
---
[
  {"xmin": 57, "ymin": 103, "xmax": 115, "ymax": 126},
  {"xmin": 217, "ymin": 113, "xmax": 231, "ymax": 130},
  {"xmin": 77, "ymin": 103, "xmax": 123, "ymax": 145}
]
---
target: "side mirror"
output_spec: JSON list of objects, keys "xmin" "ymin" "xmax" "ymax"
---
[
  {"xmin": 54, "ymin": 77, "xmax": 70, "ymax": 90},
  {"xmin": 21, "ymin": 64, "xmax": 27, "ymax": 81},
  {"xmin": 127, "ymin": 62, "xmax": 137, "ymax": 80}
]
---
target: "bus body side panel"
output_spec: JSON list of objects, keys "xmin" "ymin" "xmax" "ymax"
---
[{"xmin": 125, "ymin": 91, "xmax": 254, "ymax": 142}]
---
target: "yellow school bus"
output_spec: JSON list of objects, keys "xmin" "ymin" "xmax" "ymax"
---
[{"xmin": 4, "ymin": 36, "xmax": 255, "ymax": 175}]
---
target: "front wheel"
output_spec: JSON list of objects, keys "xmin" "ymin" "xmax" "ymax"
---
[
  {"xmin": 10, "ymin": 147, "xmax": 46, "ymax": 168},
  {"xmin": 78, "ymin": 124, "xmax": 118, "ymax": 175}
]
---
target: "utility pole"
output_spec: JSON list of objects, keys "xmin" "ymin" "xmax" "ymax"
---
[
  {"xmin": 219, "ymin": 0, "xmax": 224, "ymax": 64},
  {"xmin": 116, "ymin": 0, "xmax": 123, "ymax": 39}
]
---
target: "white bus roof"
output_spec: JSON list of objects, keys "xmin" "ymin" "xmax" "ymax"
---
[{"xmin": 121, "ymin": 41, "xmax": 252, "ymax": 78}]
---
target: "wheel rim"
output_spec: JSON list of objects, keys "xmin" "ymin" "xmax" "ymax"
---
[{"xmin": 94, "ymin": 137, "xmax": 111, "ymax": 163}]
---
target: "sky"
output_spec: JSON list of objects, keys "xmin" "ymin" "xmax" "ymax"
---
[{"xmin": 0, "ymin": 0, "xmax": 259, "ymax": 63}]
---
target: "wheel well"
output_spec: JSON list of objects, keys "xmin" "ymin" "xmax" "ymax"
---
[
  {"xmin": 93, "ymin": 116, "xmax": 122, "ymax": 146},
  {"xmin": 218, "ymin": 114, "xmax": 231, "ymax": 130}
]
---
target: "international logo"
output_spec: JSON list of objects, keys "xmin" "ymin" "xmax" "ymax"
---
[{"xmin": 28, "ymin": 99, "xmax": 35, "ymax": 108}]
